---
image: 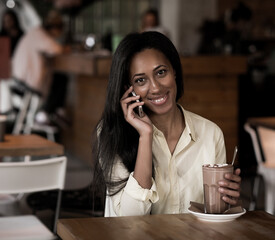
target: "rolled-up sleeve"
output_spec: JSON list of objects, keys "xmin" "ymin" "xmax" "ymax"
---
[
  {"xmin": 108, "ymin": 159, "xmax": 159, "ymax": 216},
  {"xmin": 124, "ymin": 172, "xmax": 159, "ymax": 202}
]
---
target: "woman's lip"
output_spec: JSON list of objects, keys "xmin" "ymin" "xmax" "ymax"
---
[{"xmin": 149, "ymin": 94, "xmax": 168, "ymax": 105}]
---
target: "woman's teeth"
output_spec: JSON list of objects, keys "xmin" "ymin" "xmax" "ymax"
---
[
  {"xmin": 150, "ymin": 94, "xmax": 167, "ymax": 104},
  {"xmin": 152, "ymin": 97, "xmax": 165, "ymax": 103}
]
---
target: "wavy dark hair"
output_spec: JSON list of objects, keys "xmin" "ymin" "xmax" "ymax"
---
[{"xmin": 92, "ymin": 31, "xmax": 183, "ymax": 199}]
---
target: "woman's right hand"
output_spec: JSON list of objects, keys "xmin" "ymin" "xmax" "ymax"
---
[{"xmin": 120, "ymin": 86, "xmax": 152, "ymax": 136}]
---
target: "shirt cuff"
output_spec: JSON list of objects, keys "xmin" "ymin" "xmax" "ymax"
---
[{"xmin": 124, "ymin": 172, "xmax": 159, "ymax": 203}]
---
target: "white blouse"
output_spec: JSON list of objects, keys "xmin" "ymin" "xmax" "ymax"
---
[{"xmin": 105, "ymin": 106, "xmax": 226, "ymax": 216}]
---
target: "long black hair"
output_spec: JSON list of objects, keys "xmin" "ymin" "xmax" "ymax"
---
[{"xmin": 92, "ymin": 31, "xmax": 183, "ymax": 198}]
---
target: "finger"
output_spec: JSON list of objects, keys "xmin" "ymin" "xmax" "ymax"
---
[
  {"xmin": 121, "ymin": 95, "xmax": 141, "ymax": 105},
  {"xmin": 234, "ymin": 168, "xmax": 241, "ymax": 176},
  {"xmin": 121, "ymin": 85, "xmax": 133, "ymax": 100},
  {"xmin": 120, "ymin": 87, "xmax": 140, "ymax": 115},
  {"xmin": 126, "ymin": 102, "xmax": 144, "ymax": 117},
  {"xmin": 224, "ymin": 172, "xmax": 242, "ymax": 183},
  {"xmin": 222, "ymin": 195, "xmax": 238, "ymax": 205},
  {"xmin": 219, "ymin": 180, "xmax": 240, "ymax": 191},
  {"xmin": 218, "ymin": 187, "xmax": 240, "ymax": 198},
  {"xmin": 122, "ymin": 100, "xmax": 144, "ymax": 121},
  {"xmin": 120, "ymin": 95, "xmax": 143, "ymax": 114}
]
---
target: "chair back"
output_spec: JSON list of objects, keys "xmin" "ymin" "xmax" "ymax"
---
[
  {"xmin": 244, "ymin": 123, "xmax": 264, "ymax": 165},
  {"xmin": 258, "ymin": 126, "xmax": 275, "ymax": 167},
  {"xmin": 0, "ymin": 156, "xmax": 67, "ymax": 235},
  {"xmin": 0, "ymin": 157, "xmax": 67, "ymax": 194}
]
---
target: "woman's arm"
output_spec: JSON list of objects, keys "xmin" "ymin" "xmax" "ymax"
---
[
  {"xmin": 120, "ymin": 85, "xmax": 154, "ymax": 189},
  {"xmin": 107, "ymin": 157, "xmax": 158, "ymax": 216},
  {"xmin": 133, "ymin": 132, "xmax": 153, "ymax": 189},
  {"xmin": 106, "ymin": 86, "xmax": 159, "ymax": 216}
]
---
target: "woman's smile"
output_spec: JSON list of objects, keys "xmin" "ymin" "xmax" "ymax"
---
[{"xmin": 148, "ymin": 93, "xmax": 168, "ymax": 105}]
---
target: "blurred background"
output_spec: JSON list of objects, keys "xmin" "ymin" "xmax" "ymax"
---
[{"xmin": 1, "ymin": 0, "xmax": 275, "ymax": 227}]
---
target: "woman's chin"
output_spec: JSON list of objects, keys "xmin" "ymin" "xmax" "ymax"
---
[{"xmin": 147, "ymin": 103, "xmax": 174, "ymax": 116}]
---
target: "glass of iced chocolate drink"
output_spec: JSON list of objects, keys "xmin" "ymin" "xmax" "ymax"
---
[{"xmin": 202, "ymin": 164, "xmax": 233, "ymax": 214}]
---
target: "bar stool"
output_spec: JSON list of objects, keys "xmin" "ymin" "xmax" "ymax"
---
[{"xmin": 10, "ymin": 79, "xmax": 58, "ymax": 141}]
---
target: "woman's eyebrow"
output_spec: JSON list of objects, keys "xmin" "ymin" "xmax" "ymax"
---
[
  {"xmin": 153, "ymin": 64, "xmax": 168, "ymax": 71},
  {"xmin": 131, "ymin": 73, "xmax": 145, "ymax": 81}
]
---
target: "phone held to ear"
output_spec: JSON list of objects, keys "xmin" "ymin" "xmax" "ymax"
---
[{"xmin": 131, "ymin": 91, "xmax": 145, "ymax": 118}]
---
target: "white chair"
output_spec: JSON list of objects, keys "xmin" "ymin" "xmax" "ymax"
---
[
  {"xmin": 0, "ymin": 156, "xmax": 67, "ymax": 239},
  {"xmin": 244, "ymin": 123, "xmax": 275, "ymax": 214}
]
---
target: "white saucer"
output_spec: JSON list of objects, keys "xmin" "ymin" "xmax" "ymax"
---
[{"xmin": 188, "ymin": 208, "xmax": 246, "ymax": 222}]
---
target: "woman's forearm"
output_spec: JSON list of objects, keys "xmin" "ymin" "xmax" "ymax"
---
[{"xmin": 133, "ymin": 133, "xmax": 153, "ymax": 189}]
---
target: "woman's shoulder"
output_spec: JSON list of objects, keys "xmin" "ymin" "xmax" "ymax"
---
[
  {"xmin": 182, "ymin": 107, "xmax": 223, "ymax": 134},
  {"xmin": 185, "ymin": 109, "xmax": 215, "ymax": 124}
]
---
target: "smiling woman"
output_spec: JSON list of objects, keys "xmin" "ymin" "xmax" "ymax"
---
[{"xmin": 91, "ymin": 31, "xmax": 242, "ymax": 217}]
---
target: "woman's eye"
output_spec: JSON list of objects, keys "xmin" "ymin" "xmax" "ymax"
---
[
  {"xmin": 135, "ymin": 78, "xmax": 145, "ymax": 84},
  {"xmin": 157, "ymin": 69, "xmax": 167, "ymax": 76}
]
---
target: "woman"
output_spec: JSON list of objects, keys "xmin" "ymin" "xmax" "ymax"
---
[
  {"xmin": 0, "ymin": 9, "xmax": 23, "ymax": 56},
  {"xmin": 92, "ymin": 31, "xmax": 241, "ymax": 216}
]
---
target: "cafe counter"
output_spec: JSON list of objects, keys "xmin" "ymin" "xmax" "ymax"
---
[{"xmin": 54, "ymin": 53, "xmax": 247, "ymax": 164}]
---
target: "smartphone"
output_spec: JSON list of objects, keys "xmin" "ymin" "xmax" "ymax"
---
[{"xmin": 131, "ymin": 91, "xmax": 145, "ymax": 118}]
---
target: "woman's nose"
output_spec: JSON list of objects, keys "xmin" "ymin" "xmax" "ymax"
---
[{"xmin": 149, "ymin": 78, "xmax": 161, "ymax": 93}]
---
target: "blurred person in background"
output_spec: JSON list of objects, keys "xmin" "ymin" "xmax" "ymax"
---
[
  {"xmin": 0, "ymin": 9, "xmax": 23, "ymax": 120},
  {"xmin": 11, "ymin": 9, "xmax": 70, "ymax": 127},
  {"xmin": 0, "ymin": 9, "xmax": 24, "ymax": 56},
  {"xmin": 140, "ymin": 8, "xmax": 169, "ymax": 38}
]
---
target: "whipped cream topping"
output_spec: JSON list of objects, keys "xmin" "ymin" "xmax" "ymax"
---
[{"xmin": 203, "ymin": 163, "xmax": 229, "ymax": 168}]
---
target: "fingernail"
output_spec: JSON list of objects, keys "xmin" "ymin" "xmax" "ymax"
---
[{"xmin": 218, "ymin": 187, "xmax": 224, "ymax": 193}]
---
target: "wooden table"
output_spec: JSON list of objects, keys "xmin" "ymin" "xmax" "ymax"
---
[
  {"xmin": 57, "ymin": 211, "xmax": 275, "ymax": 240},
  {"xmin": 0, "ymin": 134, "xmax": 64, "ymax": 157},
  {"xmin": 247, "ymin": 117, "xmax": 275, "ymax": 129}
]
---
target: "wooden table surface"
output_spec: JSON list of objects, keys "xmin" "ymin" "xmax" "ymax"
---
[
  {"xmin": 0, "ymin": 134, "xmax": 64, "ymax": 157},
  {"xmin": 247, "ymin": 117, "xmax": 275, "ymax": 129},
  {"xmin": 57, "ymin": 211, "xmax": 275, "ymax": 240}
]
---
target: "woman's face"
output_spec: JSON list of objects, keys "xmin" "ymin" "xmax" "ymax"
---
[{"xmin": 129, "ymin": 48, "xmax": 177, "ymax": 116}]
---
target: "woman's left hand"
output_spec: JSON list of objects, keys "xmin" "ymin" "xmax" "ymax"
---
[{"xmin": 218, "ymin": 168, "xmax": 241, "ymax": 205}]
